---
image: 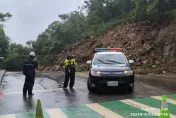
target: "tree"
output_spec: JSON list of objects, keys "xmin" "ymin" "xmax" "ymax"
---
[
  {"xmin": 26, "ymin": 40, "xmax": 34, "ymax": 48},
  {"xmin": 0, "ymin": 12, "xmax": 12, "ymax": 57},
  {"xmin": 58, "ymin": 14, "xmax": 69, "ymax": 21},
  {"xmin": 0, "ymin": 12, "xmax": 12, "ymax": 22},
  {"xmin": 0, "ymin": 25, "xmax": 9, "ymax": 57},
  {"xmin": 134, "ymin": 0, "xmax": 148, "ymax": 20},
  {"xmin": 32, "ymin": 0, "xmax": 176, "ymax": 67}
]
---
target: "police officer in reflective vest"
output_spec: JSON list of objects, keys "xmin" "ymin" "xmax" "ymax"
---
[
  {"xmin": 23, "ymin": 52, "xmax": 38, "ymax": 96},
  {"xmin": 63, "ymin": 55, "xmax": 77, "ymax": 89}
]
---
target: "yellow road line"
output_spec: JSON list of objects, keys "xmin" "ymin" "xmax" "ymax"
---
[
  {"xmin": 3, "ymin": 86, "xmax": 86, "ymax": 95},
  {"xmin": 86, "ymin": 103, "xmax": 124, "ymax": 118},
  {"xmin": 46, "ymin": 108, "xmax": 68, "ymax": 118},
  {"xmin": 151, "ymin": 96, "xmax": 176, "ymax": 105},
  {"xmin": 120, "ymin": 99, "xmax": 176, "ymax": 118},
  {"xmin": 0, "ymin": 114, "xmax": 16, "ymax": 118}
]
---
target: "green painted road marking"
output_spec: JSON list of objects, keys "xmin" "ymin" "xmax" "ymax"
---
[
  {"xmin": 133, "ymin": 97, "xmax": 176, "ymax": 115},
  {"xmin": 166, "ymin": 94, "xmax": 176, "ymax": 100},
  {"xmin": 61, "ymin": 105, "xmax": 104, "ymax": 118},
  {"xmin": 99, "ymin": 101, "xmax": 157, "ymax": 118},
  {"xmin": 2, "ymin": 94, "xmax": 176, "ymax": 118},
  {"xmin": 15, "ymin": 111, "xmax": 50, "ymax": 118}
]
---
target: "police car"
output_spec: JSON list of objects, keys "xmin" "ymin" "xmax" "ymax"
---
[{"xmin": 86, "ymin": 48, "xmax": 135, "ymax": 93}]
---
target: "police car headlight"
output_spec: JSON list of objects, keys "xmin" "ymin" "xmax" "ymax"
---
[
  {"xmin": 91, "ymin": 70, "xmax": 101, "ymax": 76},
  {"xmin": 124, "ymin": 70, "xmax": 133, "ymax": 76}
]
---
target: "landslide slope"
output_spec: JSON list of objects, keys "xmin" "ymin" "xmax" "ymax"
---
[{"xmin": 40, "ymin": 20, "xmax": 176, "ymax": 74}]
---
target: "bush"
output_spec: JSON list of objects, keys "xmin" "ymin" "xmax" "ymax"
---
[
  {"xmin": 37, "ymin": 54, "xmax": 56, "ymax": 66},
  {"xmin": 169, "ymin": 9, "xmax": 176, "ymax": 19},
  {"xmin": 2, "ymin": 53, "xmax": 27, "ymax": 71},
  {"xmin": 92, "ymin": 18, "xmax": 127, "ymax": 36}
]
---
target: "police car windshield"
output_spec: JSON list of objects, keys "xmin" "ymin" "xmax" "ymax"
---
[{"xmin": 93, "ymin": 54, "xmax": 128, "ymax": 65}]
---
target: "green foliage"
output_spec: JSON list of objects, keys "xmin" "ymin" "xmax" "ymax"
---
[
  {"xmin": 10, "ymin": 43, "xmax": 33, "ymax": 55},
  {"xmin": 2, "ymin": 43, "xmax": 34, "ymax": 71},
  {"xmin": 169, "ymin": 9, "xmax": 176, "ymax": 18},
  {"xmin": 0, "ymin": 12, "xmax": 12, "ymax": 69},
  {"xmin": 134, "ymin": 0, "xmax": 148, "ymax": 20},
  {"xmin": 0, "ymin": 26, "xmax": 9, "ymax": 57},
  {"xmin": 146, "ymin": 0, "xmax": 159, "ymax": 15},
  {"xmin": 92, "ymin": 18, "xmax": 124, "ymax": 35},
  {"xmin": 37, "ymin": 55, "xmax": 56, "ymax": 66},
  {"xmin": 0, "ymin": 12, "xmax": 35, "ymax": 71},
  {"xmin": 2, "ymin": 52, "xmax": 28, "ymax": 71},
  {"xmin": 34, "ymin": 11, "xmax": 89, "ymax": 66},
  {"xmin": 29, "ymin": 0, "xmax": 176, "ymax": 67},
  {"xmin": 1, "ymin": 1, "xmax": 176, "ymax": 70},
  {"xmin": 0, "ymin": 12, "xmax": 12, "ymax": 22}
]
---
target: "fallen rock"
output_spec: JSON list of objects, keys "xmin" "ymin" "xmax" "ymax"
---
[
  {"xmin": 152, "ymin": 65, "xmax": 156, "ymax": 69},
  {"xmin": 143, "ymin": 43, "xmax": 152, "ymax": 51},
  {"xmin": 142, "ymin": 60, "xmax": 148, "ymax": 64},
  {"xmin": 55, "ymin": 65, "xmax": 60, "ymax": 71},
  {"xmin": 127, "ymin": 33, "xmax": 136, "ymax": 39},
  {"xmin": 135, "ymin": 58, "xmax": 141, "ymax": 62},
  {"xmin": 135, "ymin": 27, "xmax": 142, "ymax": 31},
  {"xmin": 155, "ymin": 61, "xmax": 160, "ymax": 65}
]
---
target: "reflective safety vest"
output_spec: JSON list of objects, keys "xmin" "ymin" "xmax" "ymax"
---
[{"xmin": 64, "ymin": 58, "xmax": 77, "ymax": 68}]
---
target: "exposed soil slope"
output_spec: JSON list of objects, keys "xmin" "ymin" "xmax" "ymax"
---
[{"xmin": 39, "ymin": 20, "xmax": 176, "ymax": 75}]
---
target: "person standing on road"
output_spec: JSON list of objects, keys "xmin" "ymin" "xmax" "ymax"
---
[
  {"xmin": 23, "ymin": 52, "xmax": 38, "ymax": 96},
  {"xmin": 63, "ymin": 55, "xmax": 77, "ymax": 89}
]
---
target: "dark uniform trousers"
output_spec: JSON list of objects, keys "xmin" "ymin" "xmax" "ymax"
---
[
  {"xmin": 23, "ymin": 57, "xmax": 38, "ymax": 95},
  {"xmin": 63, "ymin": 67, "xmax": 75, "ymax": 88},
  {"xmin": 23, "ymin": 75, "xmax": 35, "ymax": 95}
]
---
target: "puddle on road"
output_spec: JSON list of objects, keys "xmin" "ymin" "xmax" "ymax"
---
[{"xmin": 1, "ymin": 72, "xmax": 62, "ymax": 92}]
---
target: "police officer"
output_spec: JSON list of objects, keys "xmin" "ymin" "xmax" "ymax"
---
[
  {"xmin": 23, "ymin": 52, "xmax": 38, "ymax": 96},
  {"xmin": 63, "ymin": 55, "xmax": 77, "ymax": 89}
]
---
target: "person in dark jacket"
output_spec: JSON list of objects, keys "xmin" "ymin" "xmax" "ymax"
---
[{"xmin": 23, "ymin": 52, "xmax": 38, "ymax": 96}]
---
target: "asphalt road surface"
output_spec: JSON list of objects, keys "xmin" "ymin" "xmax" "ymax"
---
[{"xmin": 0, "ymin": 71, "xmax": 176, "ymax": 118}]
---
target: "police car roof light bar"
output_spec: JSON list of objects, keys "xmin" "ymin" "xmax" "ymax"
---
[
  {"xmin": 95, "ymin": 48, "xmax": 122, "ymax": 52},
  {"xmin": 110, "ymin": 48, "xmax": 122, "ymax": 51}
]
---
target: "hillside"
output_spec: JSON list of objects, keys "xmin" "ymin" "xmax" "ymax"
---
[
  {"xmin": 2, "ymin": 0, "xmax": 176, "ymax": 73},
  {"xmin": 39, "ymin": 20, "xmax": 176, "ymax": 75}
]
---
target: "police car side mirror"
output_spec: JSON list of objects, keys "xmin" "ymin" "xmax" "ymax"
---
[
  {"xmin": 86, "ymin": 60, "xmax": 92, "ymax": 65},
  {"xmin": 129, "ymin": 60, "xmax": 134, "ymax": 64}
]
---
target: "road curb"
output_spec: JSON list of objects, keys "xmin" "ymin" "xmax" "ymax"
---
[
  {"xmin": 40, "ymin": 71, "xmax": 176, "ymax": 90},
  {"xmin": 76, "ymin": 72, "xmax": 176, "ymax": 90},
  {"xmin": 44, "ymin": 74, "xmax": 59, "ymax": 82},
  {"xmin": 41, "ymin": 72, "xmax": 65, "ymax": 85},
  {"xmin": 135, "ymin": 74, "xmax": 176, "ymax": 90},
  {"xmin": 0, "ymin": 70, "xmax": 6, "ymax": 89}
]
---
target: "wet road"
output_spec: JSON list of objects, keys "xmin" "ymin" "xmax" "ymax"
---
[{"xmin": 1, "ymin": 72, "xmax": 176, "ymax": 116}]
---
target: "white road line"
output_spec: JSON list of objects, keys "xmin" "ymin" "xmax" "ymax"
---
[
  {"xmin": 86, "ymin": 103, "xmax": 124, "ymax": 118},
  {"xmin": 151, "ymin": 96, "xmax": 176, "ymax": 105},
  {"xmin": 0, "ymin": 114, "xmax": 16, "ymax": 118},
  {"xmin": 120, "ymin": 99, "xmax": 176, "ymax": 118},
  {"xmin": 46, "ymin": 108, "xmax": 68, "ymax": 118},
  {"xmin": 3, "ymin": 86, "xmax": 86, "ymax": 95}
]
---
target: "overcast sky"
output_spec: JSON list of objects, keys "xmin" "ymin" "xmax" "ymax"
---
[{"xmin": 0, "ymin": 0, "xmax": 84, "ymax": 45}]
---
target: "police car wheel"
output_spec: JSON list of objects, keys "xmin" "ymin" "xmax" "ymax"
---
[
  {"xmin": 87, "ymin": 78, "xmax": 95, "ymax": 92},
  {"xmin": 127, "ymin": 86, "xmax": 134, "ymax": 93}
]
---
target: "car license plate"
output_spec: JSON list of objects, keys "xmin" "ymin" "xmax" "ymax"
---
[{"xmin": 107, "ymin": 81, "xmax": 118, "ymax": 86}]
